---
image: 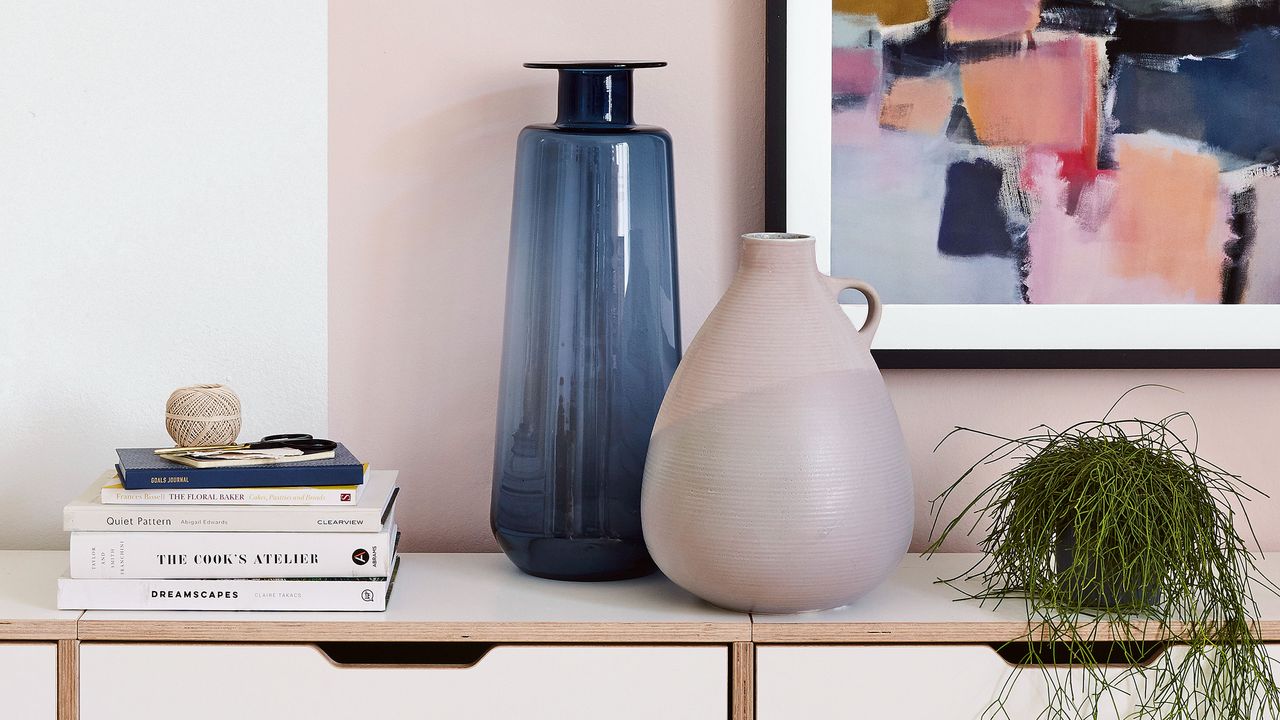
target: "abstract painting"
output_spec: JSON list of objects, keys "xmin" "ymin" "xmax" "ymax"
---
[{"xmin": 827, "ymin": 0, "xmax": 1280, "ymax": 306}]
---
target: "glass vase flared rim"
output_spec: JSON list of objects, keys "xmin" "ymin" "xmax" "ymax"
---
[{"xmin": 524, "ymin": 61, "xmax": 667, "ymax": 70}]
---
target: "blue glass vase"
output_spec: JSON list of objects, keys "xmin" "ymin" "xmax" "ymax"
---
[{"xmin": 491, "ymin": 62, "xmax": 681, "ymax": 581}]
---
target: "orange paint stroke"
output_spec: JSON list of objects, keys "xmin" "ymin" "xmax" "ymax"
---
[
  {"xmin": 1109, "ymin": 136, "xmax": 1226, "ymax": 300},
  {"xmin": 1024, "ymin": 136, "xmax": 1231, "ymax": 304},
  {"xmin": 879, "ymin": 76, "xmax": 954, "ymax": 134},
  {"xmin": 960, "ymin": 35, "xmax": 1095, "ymax": 150}
]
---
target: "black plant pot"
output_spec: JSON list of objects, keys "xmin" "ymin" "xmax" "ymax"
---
[{"xmin": 1053, "ymin": 526, "xmax": 1162, "ymax": 608}]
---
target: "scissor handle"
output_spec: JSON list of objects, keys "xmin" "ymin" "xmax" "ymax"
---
[
  {"xmin": 286, "ymin": 437, "xmax": 338, "ymax": 452},
  {"xmin": 257, "ymin": 434, "xmax": 336, "ymax": 453},
  {"xmin": 261, "ymin": 433, "xmax": 314, "ymax": 443}
]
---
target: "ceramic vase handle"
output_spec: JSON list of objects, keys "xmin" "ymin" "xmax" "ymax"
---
[{"xmin": 825, "ymin": 276, "xmax": 881, "ymax": 343}]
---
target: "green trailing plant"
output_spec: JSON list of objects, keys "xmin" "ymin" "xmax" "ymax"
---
[{"xmin": 925, "ymin": 387, "xmax": 1280, "ymax": 720}]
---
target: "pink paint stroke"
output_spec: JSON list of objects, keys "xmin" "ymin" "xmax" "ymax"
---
[
  {"xmin": 833, "ymin": 48, "xmax": 880, "ymax": 96},
  {"xmin": 945, "ymin": 0, "xmax": 1040, "ymax": 41}
]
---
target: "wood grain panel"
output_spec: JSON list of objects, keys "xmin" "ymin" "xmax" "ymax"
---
[
  {"xmin": 57, "ymin": 639, "xmax": 78, "ymax": 720},
  {"xmin": 77, "ymin": 620, "xmax": 747, "ymax": 643},
  {"xmin": 731, "ymin": 641, "xmax": 755, "ymax": 720},
  {"xmin": 751, "ymin": 619, "xmax": 1280, "ymax": 644}
]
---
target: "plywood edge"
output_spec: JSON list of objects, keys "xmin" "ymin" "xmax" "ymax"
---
[
  {"xmin": 58, "ymin": 638, "xmax": 78, "ymax": 720},
  {"xmin": 731, "ymin": 641, "xmax": 754, "ymax": 720},
  {"xmin": 749, "ymin": 620, "xmax": 1280, "ymax": 644},
  {"xmin": 0, "ymin": 619, "xmax": 80, "ymax": 640},
  {"xmin": 76, "ymin": 620, "xmax": 751, "ymax": 643}
]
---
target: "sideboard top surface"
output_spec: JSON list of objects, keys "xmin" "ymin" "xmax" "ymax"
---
[
  {"xmin": 752, "ymin": 553, "xmax": 1280, "ymax": 643},
  {"xmin": 0, "ymin": 551, "xmax": 80, "ymax": 639},
  {"xmin": 77, "ymin": 552, "xmax": 752, "ymax": 642},
  {"xmin": 6, "ymin": 551, "xmax": 1278, "ymax": 643}
]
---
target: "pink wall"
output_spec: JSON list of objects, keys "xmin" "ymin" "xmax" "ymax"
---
[
  {"xmin": 888, "ymin": 369, "xmax": 1280, "ymax": 550},
  {"xmin": 329, "ymin": 0, "xmax": 762, "ymax": 551},
  {"xmin": 330, "ymin": 1, "xmax": 1280, "ymax": 553}
]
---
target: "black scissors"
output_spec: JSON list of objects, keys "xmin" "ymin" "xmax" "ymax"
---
[
  {"xmin": 154, "ymin": 433, "xmax": 337, "ymax": 456},
  {"xmin": 253, "ymin": 433, "xmax": 338, "ymax": 452}
]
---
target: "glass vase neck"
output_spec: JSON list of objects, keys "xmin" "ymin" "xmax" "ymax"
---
[
  {"xmin": 556, "ymin": 69, "xmax": 633, "ymax": 127},
  {"xmin": 524, "ymin": 62, "xmax": 665, "ymax": 129}
]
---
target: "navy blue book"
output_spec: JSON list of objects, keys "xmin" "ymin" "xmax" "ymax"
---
[{"xmin": 115, "ymin": 444, "xmax": 364, "ymax": 490}]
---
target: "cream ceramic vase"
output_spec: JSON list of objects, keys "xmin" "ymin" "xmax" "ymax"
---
[{"xmin": 641, "ymin": 233, "xmax": 913, "ymax": 613}]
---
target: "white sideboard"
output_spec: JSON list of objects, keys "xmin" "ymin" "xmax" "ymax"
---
[
  {"xmin": 81, "ymin": 643, "xmax": 726, "ymax": 720},
  {"xmin": 72, "ymin": 552, "xmax": 751, "ymax": 720},
  {"xmin": 7, "ymin": 550, "xmax": 1280, "ymax": 720},
  {"xmin": 0, "ymin": 552, "xmax": 81, "ymax": 720},
  {"xmin": 753, "ymin": 553, "xmax": 1280, "ymax": 719},
  {"xmin": 0, "ymin": 642, "xmax": 59, "ymax": 718}
]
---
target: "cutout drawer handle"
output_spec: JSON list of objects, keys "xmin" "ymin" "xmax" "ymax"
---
[
  {"xmin": 990, "ymin": 640, "xmax": 1167, "ymax": 668},
  {"xmin": 314, "ymin": 642, "xmax": 496, "ymax": 668}
]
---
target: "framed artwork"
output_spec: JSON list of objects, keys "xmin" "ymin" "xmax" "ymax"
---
[{"xmin": 766, "ymin": 0, "xmax": 1280, "ymax": 368}]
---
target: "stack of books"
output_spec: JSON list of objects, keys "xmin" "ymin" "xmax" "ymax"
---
[{"xmin": 57, "ymin": 443, "xmax": 400, "ymax": 612}]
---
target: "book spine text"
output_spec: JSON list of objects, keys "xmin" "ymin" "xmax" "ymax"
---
[
  {"xmin": 69, "ymin": 527, "xmax": 396, "ymax": 579},
  {"xmin": 58, "ymin": 576, "xmax": 390, "ymax": 611},
  {"xmin": 119, "ymin": 463, "xmax": 363, "ymax": 490},
  {"xmin": 100, "ymin": 485, "xmax": 361, "ymax": 506},
  {"xmin": 64, "ymin": 506, "xmax": 384, "ymax": 533}
]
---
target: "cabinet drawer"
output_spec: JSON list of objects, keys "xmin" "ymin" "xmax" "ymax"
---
[
  {"xmin": 81, "ymin": 642, "xmax": 727, "ymax": 720},
  {"xmin": 0, "ymin": 642, "xmax": 58, "ymax": 719},
  {"xmin": 758, "ymin": 644, "xmax": 1280, "ymax": 719}
]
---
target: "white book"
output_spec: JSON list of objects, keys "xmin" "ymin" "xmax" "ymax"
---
[
  {"xmin": 57, "ymin": 558, "xmax": 399, "ymax": 611},
  {"xmin": 101, "ymin": 474, "xmax": 366, "ymax": 506},
  {"xmin": 66, "ymin": 470, "xmax": 397, "ymax": 532},
  {"xmin": 69, "ymin": 521, "xmax": 399, "ymax": 579}
]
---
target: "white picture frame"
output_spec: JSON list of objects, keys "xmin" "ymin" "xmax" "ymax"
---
[{"xmin": 766, "ymin": 0, "xmax": 1280, "ymax": 368}]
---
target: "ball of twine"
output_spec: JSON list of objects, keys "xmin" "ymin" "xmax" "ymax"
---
[{"xmin": 165, "ymin": 384, "xmax": 241, "ymax": 446}]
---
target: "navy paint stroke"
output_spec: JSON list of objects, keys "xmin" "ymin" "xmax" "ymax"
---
[
  {"xmin": 937, "ymin": 158, "xmax": 1016, "ymax": 257},
  {"xmin": 883, "ymin": 19, "xmax": 947, "ymax": 78},
  {"xmin": 946, "ymin": 101, "xmax": 980, "ymax": 144},
  {"xmin": 1223, "ymin": 187, "xmax": 1257, "ymax": 304},
  {"xmin": 1112, "ymin": 28, "xmax": 1280, "ymax": 164}
]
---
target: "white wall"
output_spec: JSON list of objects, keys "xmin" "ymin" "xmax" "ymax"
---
[{"xmin": 0, "ymin": 1, "xmax": 328, "ymax": 549}]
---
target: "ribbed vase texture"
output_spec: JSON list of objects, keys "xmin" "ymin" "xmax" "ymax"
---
[{"xmin": 641, "ymin": 233, "xmax": 913, "ymax": 612}]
